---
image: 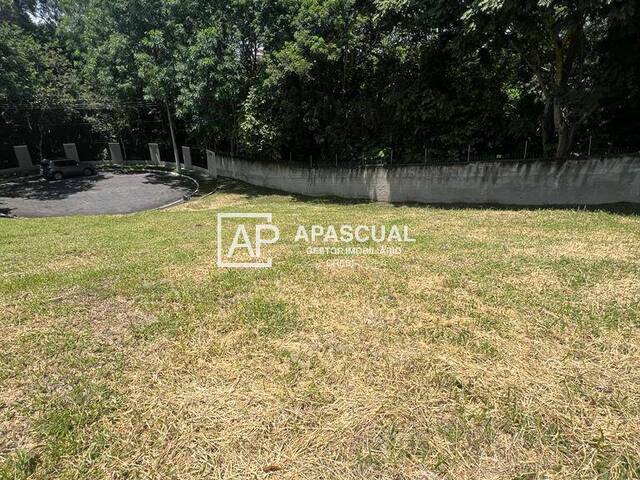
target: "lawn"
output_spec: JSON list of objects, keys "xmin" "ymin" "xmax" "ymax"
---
[{"xmin": 1, "ymin": 179, "xmax": 639, "ymax": 479}]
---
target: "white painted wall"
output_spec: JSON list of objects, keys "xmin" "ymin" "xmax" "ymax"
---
[
  {"xmin": 206, "ymin": 150, "xmax": 217, "ymax": 177},
  {"xmin": 211, "ymin": 153, "xmax": 640, "ymax": 205}
]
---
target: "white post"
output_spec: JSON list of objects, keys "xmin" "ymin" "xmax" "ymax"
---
[
  {"xmin": 467, "ymin": 145, "xmax": 471, "ymax": 162},
  {"xmin": 588, "ymin": 136, "xmax": 593, "ymax": 158},
  {"xmin": 181, "ymin": 146, "xmax": 192, "ymax": 170},
  {"xmin": 13, "ymin": 146, "xmax": 33, "ymax": 170},
  {"xmin": 63, "ymin": 143, "xmax": 80, "ymax": 162},
  {"xmin": 108, "ymin": 143, "xmax": 124, "ymax": 164},
  {"xmin": 206, "ymin": 149, "xmax": 217, "ymax": 178},
  {"xmin": 164, "ymin": 99, "xmax": 180, "ymax": 172},
  {"xmin": 149, "ymin": 143, "xmax": 161, "ymax": 165},
  {"xmin": 523, "ymin": 140, "xmax": 528, "ymax": 160}
]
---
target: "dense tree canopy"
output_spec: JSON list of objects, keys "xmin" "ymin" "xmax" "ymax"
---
[{"xmin": 1, "ymin": 0, "xmax": 639, "ymax": 162}]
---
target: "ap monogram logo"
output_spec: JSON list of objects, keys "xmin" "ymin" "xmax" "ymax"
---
[{"xmin": 216, "ymin": 213, "xmax": 280, "ymax": 268}]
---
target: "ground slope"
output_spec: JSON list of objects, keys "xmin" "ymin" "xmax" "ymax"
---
[{"xmin": 1, "ymin": 180, "xmax": 639, "ymax": 479}]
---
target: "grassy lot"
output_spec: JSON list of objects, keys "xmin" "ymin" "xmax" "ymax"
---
[{"xmin": 1, "ymin": 179, "xmax": 639, "ymax": 479}]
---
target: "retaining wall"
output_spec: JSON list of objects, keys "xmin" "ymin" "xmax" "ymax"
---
[{"xmin": 210, "ymin": 153, "xmax": 640, "ymax": 205}]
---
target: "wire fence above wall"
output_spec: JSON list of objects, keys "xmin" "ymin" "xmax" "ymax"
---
[
  {"xmin": 3, "ymin": 136, "xmax": 640, "ymax": 173},
  {"xmin": 213, "ymin": 143, "xmax": 640, "ymax": 169}
]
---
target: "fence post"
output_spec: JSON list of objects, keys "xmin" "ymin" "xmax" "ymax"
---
[
  {"xmin": 467, "ymin": 145, "xmax": 471, "ymax": 163},
  {"xmin": 181, "ymin": 146, "xmax": 192, "ymax": 170},
  {"xmin": 108, "ymin": 143, "xmax": 124, "ymax": 165},
  {"xmin": 149, "ymin": 143, "xmax": 161, "ymax": 166},
  {"xmin": 588, "ymin": 135, "xmax": 593, "ymax": 158},
  {"xmin": 523, "ymin": 140, "xmax": 528, "ymax": 160},
  {"xmin": 206, "ymin": 149, "xmax": 217, "ymax": 178},
  {"xmin": 63, "ymin": 143, "xmax": 80, "ymax": 162},
  {"xmin": 335, "ymin": 154, "xmax": 338, "ymax": 168},
  {"xmin": 13, "ymin": 145, "xmax": 33, "ymax": 170}
]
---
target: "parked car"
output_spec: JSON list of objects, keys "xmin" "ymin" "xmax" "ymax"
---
[{"xmin": 40, "ymin": 158, "xmax": 96, "ymax": 180}]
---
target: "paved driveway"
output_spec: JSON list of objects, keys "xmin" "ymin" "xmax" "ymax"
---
[{"xmin": 0, "ymin": 172, "xmax": 196, "ymax": 218}]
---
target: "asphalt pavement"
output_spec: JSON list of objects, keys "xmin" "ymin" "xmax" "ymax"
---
[{"xmin": 0, "ymin": 172, "xmax": 196, "ymax": 218}]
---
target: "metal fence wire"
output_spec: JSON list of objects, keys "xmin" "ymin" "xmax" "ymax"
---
[
  {"xmin": 3, "ymin": 138, "xmax": 639, "ymax": 170},
  {"xmin": 211, "ymin": 143, "xmax": 640, "ymax": 169}
]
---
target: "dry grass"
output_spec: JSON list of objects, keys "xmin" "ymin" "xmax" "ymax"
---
[{"xmin": 0, "ymin": 181, "xmax": 639, "ymax": 479}]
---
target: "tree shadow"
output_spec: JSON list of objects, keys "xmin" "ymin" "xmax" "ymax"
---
[
  {"xmin": 0, "ymin": 203, "xmax": 14, "ymax": 216},
  {"xmin": 198, "ymin": 177, "xmax": 284, "ymax": 198},
  {"xmin": 140, "ymin": 171, "xmax": 197, "ymax": 192},
  {"xmin": 386, "ymin": 201, "xmax": 640, "ymax": 216},
  {"xmin": 0, "ymin": 174, "xmax": 108, "ymax": 201}
]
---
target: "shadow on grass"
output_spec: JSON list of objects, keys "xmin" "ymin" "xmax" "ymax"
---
[{"xmin": 211, "ymin": 177, "xmax": 640, "ymax": 216}]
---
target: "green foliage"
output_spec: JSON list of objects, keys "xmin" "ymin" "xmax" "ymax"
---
[
  {"xmin": 464, "ymin": 0, "xmax": 638, "ymax": 156},
  {"xmin": 0, "ymin": 0, "xmax": 82, "ymax": 157},
  {"xmin": 1, "ymin": 0, "xmax": 639, "ymax": 160}
]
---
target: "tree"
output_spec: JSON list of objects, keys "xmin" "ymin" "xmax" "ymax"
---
[
  {"xmin": 1, "ymin": 0, "xmax": 81, "ymax": 158},
  {"xmin": 464, "ymin": 0, "xmax": 637, "ymax": 158}
]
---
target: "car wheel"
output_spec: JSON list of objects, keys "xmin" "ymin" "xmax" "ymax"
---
[
  {"xmin": 83, "ymin": 168, "xmax": 93, "ymax": 176},
  {"xmin": 53, "ymin": 172, "xmax": 63, "ymax": 181}
]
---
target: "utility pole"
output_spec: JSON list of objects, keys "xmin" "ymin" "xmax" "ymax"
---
[{"xmin": 165, "ymin": 99, "xmax": 180, "ymax": 172}]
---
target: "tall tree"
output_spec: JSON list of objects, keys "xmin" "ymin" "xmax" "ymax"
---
[{"xmin": 464, "ymin": 0, "xmax": 637, "ymax": 158}]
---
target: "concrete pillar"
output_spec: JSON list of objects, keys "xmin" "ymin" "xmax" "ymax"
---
[
  {"xmin": 108, "ymin": 143, "xmax": 124, "ymax": 164},
  {"xmin": 13, "ymin": 145, "xmax": 33, "ymax": 170},
  {"xmin": 149, "ymin": 143, "xmax": 161, "ymax": 165},
  {"xmin": 206, "ymin": 150, "xmax": 218, "ymax": 178},
  {"xmin": 63, "ymin": 143, "xmax": 80, "ymax": 161},
  {"xmin": 182, "ymin": 146, "xmax": 192, "ymax": 169}
]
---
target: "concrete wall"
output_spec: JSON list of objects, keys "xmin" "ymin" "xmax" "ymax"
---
[
  {"xmin": 206, "ymin": 150, "xmax": 218, "ymax": 177},
  {"xmin": 211, "ymin": 153, "xmax": 640, "ymax": 205}
]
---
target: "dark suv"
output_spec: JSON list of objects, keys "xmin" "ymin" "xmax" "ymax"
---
[{"xmin": 41, "ymin": 158, "xmax": 97, "ymax": 180}]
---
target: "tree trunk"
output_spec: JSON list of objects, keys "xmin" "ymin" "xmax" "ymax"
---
[
  {"xmin": 165, "ymin": 99, "xmax": 180, "ymax": 171},
  {"xmin": 541, "ymin": 98, "xmax": 551, "ymax": 157},
  {"xmin": 554, "ymin": 99, "xmax": 578, "ymax": 158},
  {"xmin": 556, "ymin": 128, "xmax": 569, "ymax": 158}
]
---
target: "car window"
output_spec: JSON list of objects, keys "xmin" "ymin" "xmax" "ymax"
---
[{"xmin": 56, "ymin": 160, "xmax": 77, "ymax": 167}]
